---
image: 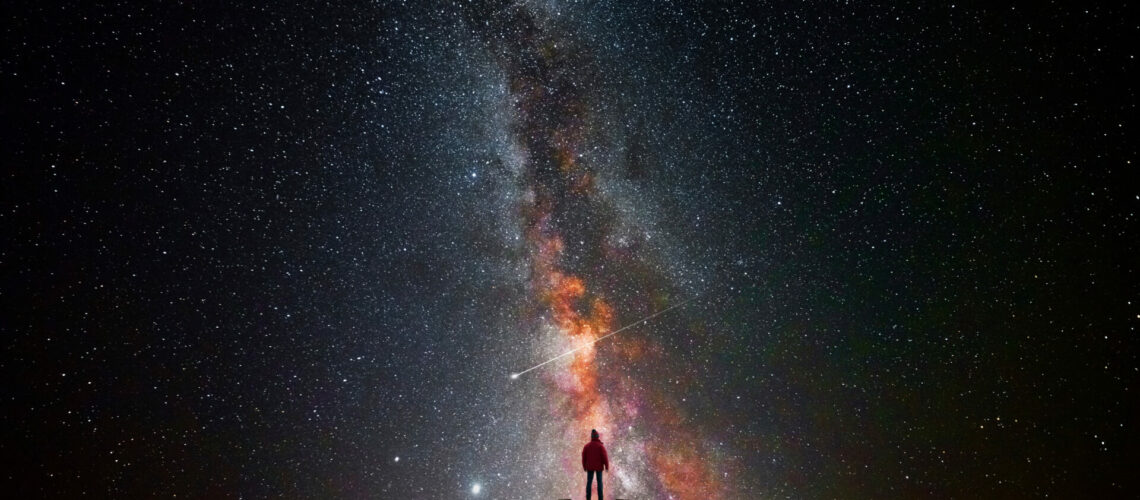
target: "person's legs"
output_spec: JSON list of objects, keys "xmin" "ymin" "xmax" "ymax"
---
[
  {"xmin": 585, "ymin": 470, "xmax": 595, "ymax": 500},
  {"xmin": 597, "ymin": 470, "xmax": 604, "ymax": 500}
]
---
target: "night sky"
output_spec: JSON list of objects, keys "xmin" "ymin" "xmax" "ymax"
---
[{"xmin": 3, "ymin": 1, "xmax": 1136, "ymax": 498}]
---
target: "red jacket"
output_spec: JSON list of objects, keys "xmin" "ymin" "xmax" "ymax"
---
[{"xmin": 582, "ymin": 435, "xmax": 609, "ymax": 471}]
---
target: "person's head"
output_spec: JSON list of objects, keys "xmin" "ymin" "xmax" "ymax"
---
[{"xmin": 591, "ymin": 429, "xmax": 599, "ymax": 440}]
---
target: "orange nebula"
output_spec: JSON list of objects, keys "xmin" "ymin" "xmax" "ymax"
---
[{"xmin": 496, "ymin": 5, "xmax": 724, "ymax": 494}]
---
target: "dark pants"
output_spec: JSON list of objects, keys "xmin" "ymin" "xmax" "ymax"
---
[{"xmin": 586, "ymin": 469, "xmax": 603, "ymax": 500}]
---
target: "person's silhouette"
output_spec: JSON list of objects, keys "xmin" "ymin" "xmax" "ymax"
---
[{"xmin": 581, "ymin": 429, "xmax": 609, "ymax": 500}]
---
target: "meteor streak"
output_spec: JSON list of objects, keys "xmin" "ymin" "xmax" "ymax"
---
[{"xmin": 510, "ymin": 293, "xmax": 703, "ymax": 379}]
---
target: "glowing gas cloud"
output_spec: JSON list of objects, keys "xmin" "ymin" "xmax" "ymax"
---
[
  {"xmin": 510, "ymin": 294, "xmax": 703, "ymax": 380},
  {"xmin": 466, "ymin": 2, "xmax": 727, "ymax": 498}
]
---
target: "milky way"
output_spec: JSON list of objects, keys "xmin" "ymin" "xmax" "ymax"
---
[
  {"xmin": 463, "ymin": 3, "xmax": 729, "ymax": 497},
  {"xmin": 4, "ymin": 1, "xmax": 1135, "ymax": 498}
]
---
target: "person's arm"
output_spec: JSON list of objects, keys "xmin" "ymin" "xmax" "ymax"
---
[
  {"xmin": 582, "ymin": 446, "xmax": 587, "ymax": 471},
  {"xmin": 603, "ymin": 445, "xmax": 609, "ymax": 471}
]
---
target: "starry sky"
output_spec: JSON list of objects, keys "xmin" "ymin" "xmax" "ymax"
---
[{"xmin": 3, "ymin": 1, "xmax": 1136, "ymax": 498}]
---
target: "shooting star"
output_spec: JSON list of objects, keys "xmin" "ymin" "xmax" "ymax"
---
[{"xmin": 510, "ymin": 293, "xmax": 704, "ymax": 380}]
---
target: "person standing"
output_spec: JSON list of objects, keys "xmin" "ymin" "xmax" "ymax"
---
[{"xmin": 581, "ymin": 429, "xmax": 609, "ymax": 500}]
